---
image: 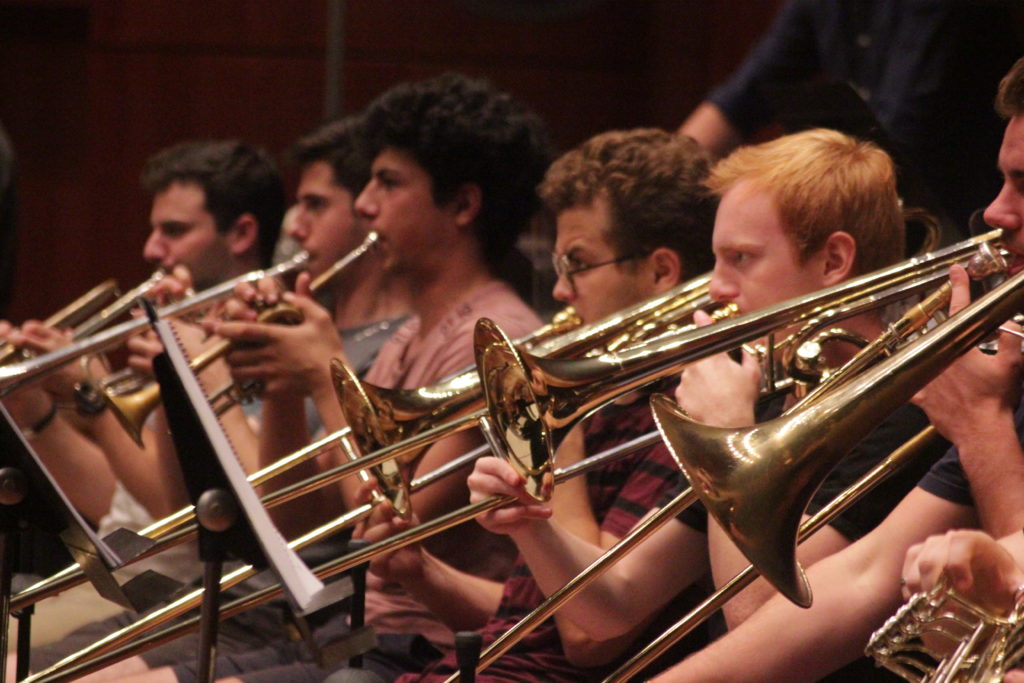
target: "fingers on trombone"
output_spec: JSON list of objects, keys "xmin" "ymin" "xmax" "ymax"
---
[
  {"xmin": 125, "ymin": 330, "xmax": 163, "ymax": 376},
  {"xmin": 947, "ymin": 263, "xmax": 972, "ymax": 316},
  {"xmin": 147, "ymin": 265, "xmax": 194, "ymax": 306},
  {"xmin": 468, "ymin": 457, "xmax": 525, "ymax": 500}
]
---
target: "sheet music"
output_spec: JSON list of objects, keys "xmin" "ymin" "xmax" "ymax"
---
[
  {"xmin": 151, "ymin": 315, "xmax": 347, "ymax": 614},
  {"xmin": 0, "ymin": 404, "xmax": 123, "ymax": 568}
]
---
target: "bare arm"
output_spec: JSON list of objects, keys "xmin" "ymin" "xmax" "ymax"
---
[
  {"xmin": 709, "ymin": 517, "xmax": 850, "ymax": 629},
  {"xmin": 914, "ymin": 266, "xmax": 1024, "ymax": 536},
  {"xmin": 655, "ymin": 489, "xmax": 975, "ymax": 683},
  {"xmin": 678, "ymin": 102, "xmax": 743, "ymax": 158},
  {"xmin": 469, "ymin": 456, "xmax": 709, "ymax": 642}
]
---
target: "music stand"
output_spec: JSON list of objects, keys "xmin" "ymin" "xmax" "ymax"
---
[
  {"xmin": 145, "ymin": 302, "xmax": 348, "ymax": 680},
  {"xmin": 0, "ymin": 405, "xmax": 179, "ymax": 681}
]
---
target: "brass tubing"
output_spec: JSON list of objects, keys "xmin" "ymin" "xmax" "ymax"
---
[
  {"xmin": 28, "ymin": 432, "xmax": 658, "ymax": 681},
  {"xmin": 12, "ymin": 427, "xmax": 356, "ymax": 609},
  {"xmin": 604, "ymin": 426, "xmax": 941, "ymax": 682},
  {"xmin": 0, "ymin": 251, "xmax": 311, "ymax": 396},
  {"xmin": 0, "ymin": 279, "xmax": 119, "ymax": 365},
  {"xmin": 451, "ymin": 485, "xmax": 699, "ymax": 683}
]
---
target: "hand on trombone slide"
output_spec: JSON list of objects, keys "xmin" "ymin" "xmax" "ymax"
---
[
  {"xmin": 912, "ymin": 265, "xmax": 1023, "ymax": 448},
  {"xmin": 355, "ymin": 488, "xmax": 428, "ymax": 585},
  {"xmin": 674, "ymin": 308, "xmax": 761, "ymax": 428}
]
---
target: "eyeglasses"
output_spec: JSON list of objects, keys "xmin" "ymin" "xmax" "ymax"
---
[{"xmin": 551, "ymin": 251, "xmax": 643, "ymax": 294}]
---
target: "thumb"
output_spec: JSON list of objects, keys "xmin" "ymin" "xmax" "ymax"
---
[
  {"xmin": 294, "ymin": 271, "xmax": 313, "ymax": 299},
  {"xmin": 947, "ymin": 264, "xmax": 971, "ymax": 317}
]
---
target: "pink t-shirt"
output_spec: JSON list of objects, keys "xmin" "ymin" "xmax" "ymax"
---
[{"xmin": 361, "ymin": 279, "xmax": 541, "ymax": 650}]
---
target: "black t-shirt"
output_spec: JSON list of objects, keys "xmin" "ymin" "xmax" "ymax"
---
[
  {"xmin": 670, "ymin": 399, "xmax": 948, "ymax": 542},
  {"xmin": 917, "ymin": 389, "xmax": 1024, "ymax": 508}
]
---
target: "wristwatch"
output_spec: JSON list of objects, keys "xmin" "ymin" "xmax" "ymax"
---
[{"xmin": 73, "ymin": 381, "xmax": 108, "ymax": 416}]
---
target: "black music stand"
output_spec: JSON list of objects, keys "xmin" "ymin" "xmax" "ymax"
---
[
  {"xmin": 0, "ymin": 405, "xmax": 180, "ymax": 681},
  {"xmin": 146, "ymin": 302, "xmax": 348, "ymax": 681}
]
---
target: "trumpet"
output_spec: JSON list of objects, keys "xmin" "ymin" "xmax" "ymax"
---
[{"xmin": 100, "ymin": 231, "xmax": 380, "ymax": 446}]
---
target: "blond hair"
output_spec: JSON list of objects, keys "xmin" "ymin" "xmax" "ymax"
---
[{"xmin": 708, "ymin": 128, "xmax": 903, "ymax": 274}]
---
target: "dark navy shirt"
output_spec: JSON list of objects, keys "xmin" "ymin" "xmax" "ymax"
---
[{"xmin": 709, "ymin": 0, "xmax": 1021, "ymax": 230}]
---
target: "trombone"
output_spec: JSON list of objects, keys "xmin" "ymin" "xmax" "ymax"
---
[
  {"xmin": 0, "ymin": 279, "xmax": 119, "ymax": 366},
  {"xmin": 0, "ymin": 250, "xmax": 313, "ymax": 396},
  {"xmin": 24, "ymin": 429, "xmax": 663, "ymax": 682},
  {"xmin": 0, "ymin": 268, "xmax": 168, "ymax": 370},
  {"xmin": 99, "ymin": 231, "xmax": 380, "ymax": 446},
  {"xmin": 471, "ymin": 230, "xmax": 1003, "ymax": 499},
  {"xmin": 458, "ymin": 247, "xmax": 1002, "ymax": 681},
  {"xmin": 11, "ymin": 233, "xmax": 1005, "ymax": 675},
  {"xmin": 597, "ymin": 262, "xmax": 1024, "ymax": 680}
]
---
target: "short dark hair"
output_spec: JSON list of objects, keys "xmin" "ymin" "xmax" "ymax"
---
[
  {"xmin": 141, "ymin": 140, "xmax": 285, "ymax": 267},
  {"xmin": 539, "ymin": 128, "xmax": 716, "ymax": 277},
  {"xmin": 996, "ymin": 56, "xmax": 1024, "ymax": 119},
  {"xmin": 290, "ymin": 116, "xmax": 371, "ymax": 196},
  {"xmin": 360, "ymin": 72, "xmax": 553, "ymax": 269}
]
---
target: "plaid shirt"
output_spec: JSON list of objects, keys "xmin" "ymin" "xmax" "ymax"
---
[{"xmin": 402, "ymin": 387, "xmax": 687, "ymax": 682}]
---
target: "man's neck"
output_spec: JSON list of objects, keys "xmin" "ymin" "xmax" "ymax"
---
[
  {"xmin": 330, "ymin": 264, "xmax": 411, "ymax": 330},
  {"xmin": 409, "ymin": 253, "xmax": 494, "ymax": 335}
]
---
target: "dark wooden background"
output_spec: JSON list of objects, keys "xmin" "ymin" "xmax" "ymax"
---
[{"xmin": 0, "ymin": 0, "xmax": 784, "ymax": 321}]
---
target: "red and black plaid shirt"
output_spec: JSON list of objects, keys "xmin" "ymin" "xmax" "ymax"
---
[{"xmin": 403, "ymin": 388, "xmax": 686, "ymax": 682}]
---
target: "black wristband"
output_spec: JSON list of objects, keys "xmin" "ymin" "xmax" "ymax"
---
[{"xmin": 22, "ymin": 401, "xmax": 57, "ymax": 439}]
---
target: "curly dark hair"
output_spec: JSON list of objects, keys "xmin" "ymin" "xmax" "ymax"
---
[
  {"xmin": 996, "ymin": 56, "xmax": 1024, "ymax": 119},
  {"xmin": 290, "ymin": 115, "xmax": 371, "ymax": 196},
  {"xmin": 360, "ymin": 72, "xmax": 553, "ymax": 269},
  {"xmin": 141, "ymin": 140, "xmax": 284, "ymax": 267},
  {"xmin": 539, "ymin": 129, "xmax": 716, "ymax": 277}
]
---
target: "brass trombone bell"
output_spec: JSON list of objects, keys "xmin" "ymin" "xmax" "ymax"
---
[
  {"xmin": 329, "ymin": 273, "xmax": 711, "ymax": 493},
  {"xmin": 654, "ymin": 263, "xmax": 1024, "ymax": 607},
  {"xmin": 0, "ymin": 279, "xmax": 119, "ymax": 366},
  {"xmin": 102, "ymin": 303, "xmax": 302, "ymax": 446},
  {"xmin": 473, "ymin": 230, "xmax": 1005, "ymax": 514}
]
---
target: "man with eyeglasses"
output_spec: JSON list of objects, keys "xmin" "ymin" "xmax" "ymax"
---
[
  {"xmin": 467, "ymin": 127, "xmax": 948, "ymax": 680},
  {"xmin": 306, "ymin": 128, "xmax": 719, "ymax": 683}
]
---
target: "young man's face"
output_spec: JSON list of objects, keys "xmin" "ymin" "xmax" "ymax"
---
[
  {"xmin": 552, "ymin": 196, "xmax": 661, "ymax": 324},
  {"xmin": 354, "ymin": 148, "xmax": 456, "ymax": 278},
  {"xmin": 984, "ymin": 115, "xmax": 1024, "ymax": 274},
  {"xmin": 709, "ymin": 179, "xmax": 833, "ymax": 314},
  {"xmin": 144, "ymin": 181, "xmax": 231, "ymax": 290},
  {"xmin": 290, "ymin": 161, "xmax": 365, "ymax": 280}
]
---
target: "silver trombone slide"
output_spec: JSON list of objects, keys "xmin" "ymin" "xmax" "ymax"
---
[{"xmin": 0, "ymin": 251, "xmax": 311, "ymax": 397}]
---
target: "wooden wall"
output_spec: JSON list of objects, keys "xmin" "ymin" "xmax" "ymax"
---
[{"xmin": 0, "ymin": 0, "xmax": 782, "ymax": 321}]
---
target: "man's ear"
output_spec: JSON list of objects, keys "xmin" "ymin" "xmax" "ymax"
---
[
  {"xmin": 451, "ymin": 183, "xmax": 483, "ymax": 228},
  {"xmin": 225, "ymin": 213, "xmax": 259, "ymax": 258},
  {"xmin": 820, "ymin": 230, "xmax": 857, "ymax": 285},
  {"xmin": 648, "ymin": 246, "xmax": 683, "ymax": 293}
]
